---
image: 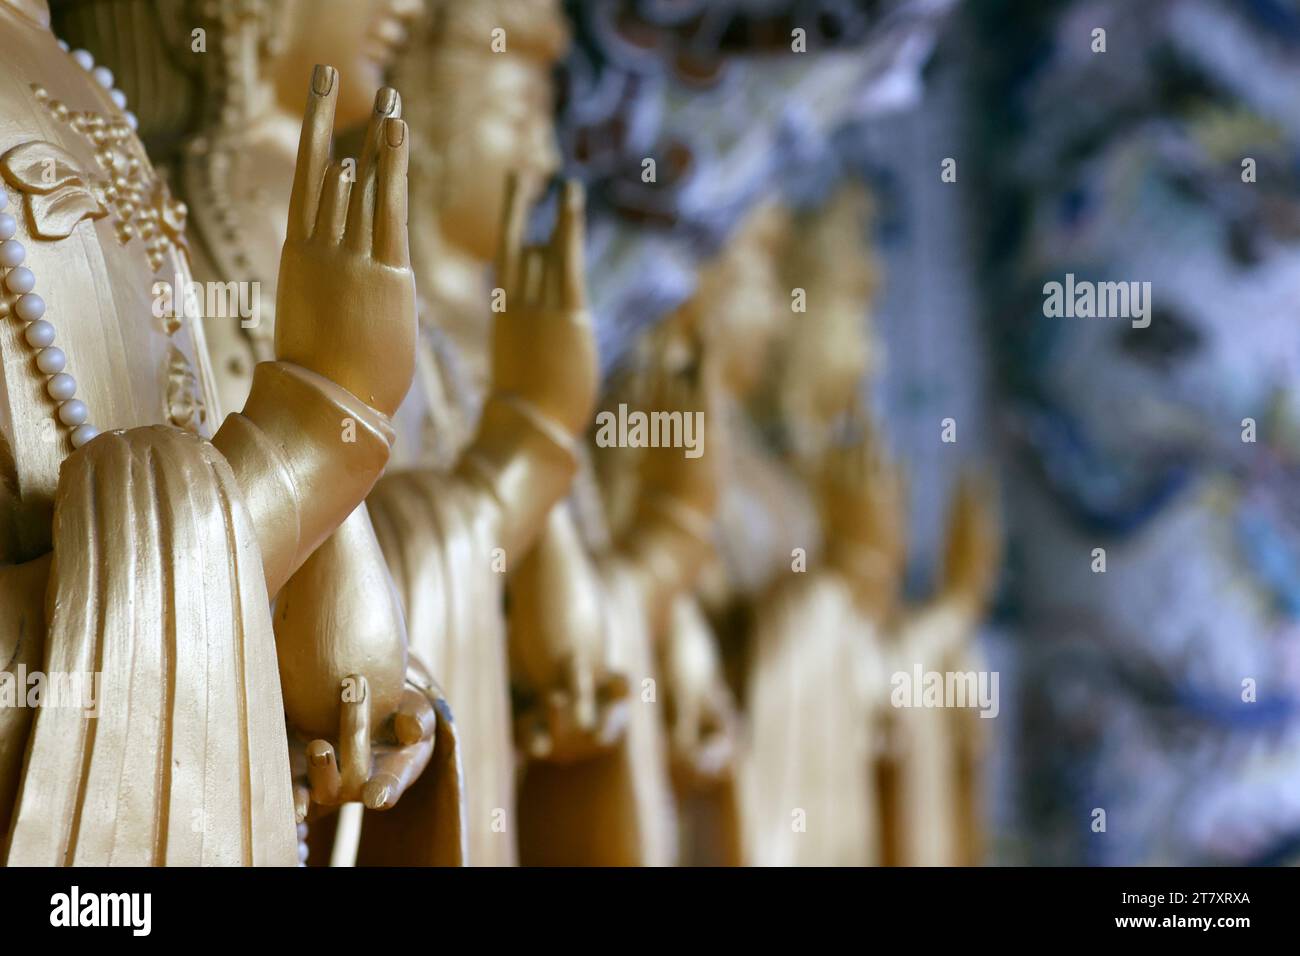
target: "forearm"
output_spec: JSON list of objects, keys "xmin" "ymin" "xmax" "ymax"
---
[
  {"xmin": 272, "ymin": 503, "xmax": 409, "ymax": 739},
  {"xmin": 619, "ymin": 493, "xmax": 714, "ymax": 628},
  {"xmin": 212, "ymin": 361, "xmax": 396, "ymax": 597},
  {"xmin": 458, "ymin": 393, "xmax": 578, "ymax": 559},
  {"xmin": 507, "ymin": 501, "xmax": 603, "ymax": 694}
]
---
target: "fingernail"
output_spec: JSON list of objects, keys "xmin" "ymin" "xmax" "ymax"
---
[
  {"xmin": 311, "ymin": 64, "xmax": 335, "ymax": 96},
  {"xmin": 374, "ymin": 87, "xmax": 399, "ymax": 116},
  {"xmin": 364, "ymin": 780, "xmax": 393, "ymax": 810},
  {"xmin": 309, "ymin": 749, "xmax": 329, "ymax": 767},
  {"xmin": 385, "ymin": 118, "xmax": 406, "ymax": 147}
]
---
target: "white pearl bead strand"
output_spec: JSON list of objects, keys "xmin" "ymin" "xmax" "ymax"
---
[{"xmin": 0, "ymin": 35, "xmax": 142, "ymax": 451}]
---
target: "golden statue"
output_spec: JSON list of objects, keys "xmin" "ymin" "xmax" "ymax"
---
[
  {"xmin": 0, "ymin": 0, "xmax": 418, "ymax": 864},
  {"xmin": 670, "ymin": 190, "xmax": 886, "ymax": 866},
  {"xmin": 331, "ymin": 0, "xmax": 597, "ymax": 865},
  {"xmin": 738, "ymin": 416, "xmax": 896, "ymax": 865},
  {"xmin": 724, "ymin": 185, "xmax": 1001, "ymax": 865},
  {"xmin": 880, "ymin": 473, "xmax": 1000, "ymax": 866},
  {"xmin": 616, "ymin": 201, "xmax": 818, "ymax": 866},
  {"xmin": 52, "ymin": 0, "xmax": 455, "ymax": 868},
  {"xmin": 508, "ymin": 341, "xmax": 722, "ymax": 867},
  {"xmin": 379, "ymin": 0, "xmax": 570, "ymax": 468}
]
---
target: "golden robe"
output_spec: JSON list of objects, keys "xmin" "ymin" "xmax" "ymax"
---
[
  {"xmin": 4, "ymin": 427, "xmax": 297, "ymax": 866},
  {"xmin": 366, "ymin": 391, "xmax": 577, "ymax": 865},
  {"xmin": 886, "ymin": 600, "xmax": 984, "ymax": 866},
  {"xmin": 368, "ymin": 469, "xmax": 511, "ymax": 865},
  {"xmin": 741, "ymin": 572, "xmax": 883, "ymax": 866}
]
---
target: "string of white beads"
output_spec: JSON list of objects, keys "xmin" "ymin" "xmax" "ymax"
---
[
  {"xmin": 0, "ymin": 160, "xmax": 97, "ymax": 449},
  {"xmin": 61, "ymin": 40, "xmax": 138, "ymax": 131},
  {"xmin": 0, "ymin": 37, "xmax": 149, "ymax": 450}
]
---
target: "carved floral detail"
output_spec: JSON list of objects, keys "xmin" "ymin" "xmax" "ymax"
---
[
  {"xmin": 165, "ymin": 345, "xmax": 207, "ymax": 433},
  {"xmin": 0, "ymin": 140, "xmax": 107, "ymax": 239},
  {"xmin": 29, "ymin": 84, "xmax": 188, "ymax": 272}
]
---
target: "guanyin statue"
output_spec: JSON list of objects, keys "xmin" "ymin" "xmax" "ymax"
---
[{"xmin": 0, "ymin": 0, "xmax": 418, "ymax": 865}]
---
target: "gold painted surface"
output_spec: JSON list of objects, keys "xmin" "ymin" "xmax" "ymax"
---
[{"xmin": 1, "ymin": 0, "xmax": 422, "ymax": 865}]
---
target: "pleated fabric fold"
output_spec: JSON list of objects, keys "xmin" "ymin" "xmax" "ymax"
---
[
  {"xmin": 4, "ymin": 426, "xmax": 296, "ymax": 866},
  {"xmin": 369, "ymin": 469, "xmax": 502, "ymax": 866}
]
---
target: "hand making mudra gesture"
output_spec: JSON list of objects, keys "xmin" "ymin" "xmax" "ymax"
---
[
  {"xmin": 491, "ymin": 171, "xmax": 598, "ymax": 442},
  {"xmin": 495, "ymin": 171, "xmax": 622, "ymax": 764},
  {"xmin": 264, "ymin": 66, "xmax": 437, "ymax": 818},
  {"xmin": 275, "ymin": 68, "xmax": 417, "ymax": 418},
  {"xmin": 510, "ymin": 328, "xmax": 721, "ymax": 766}
]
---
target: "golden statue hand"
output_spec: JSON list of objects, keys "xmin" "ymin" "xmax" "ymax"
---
[
  {"xmin": 507, "ymin": 504, "xmax": 627, "ymax": 763},
  {"xmin": 289, "ymin": 674, "xmax": 435, "ymax": 819},
  {"xmin": 274, "ymin": 66, "xmax": 416, "ymax": 418},
  {"xmin": 514, "ymin": 664, "xmax": 630, "ymax": 765},
  {"xmin": 634, "ymin": 342, "xmax": 718, "ymax": 517},
  {"xmin": 490, "ymin": 175, "xmax": 597, "ymax": 438},
  {"xmin": 940, "ymin": 469, "xmax": 1002, "ymax": 613},
  {"xmin": 662, "ymin": 598, "xmax": 736, "ymax": 786},
  {"xmin": 819, "ymin": 415, "xmax": 907, "ymax": 563},
  {"xmin": 670, "ymin": 699, "xmax": 735, "ymax": 789}
]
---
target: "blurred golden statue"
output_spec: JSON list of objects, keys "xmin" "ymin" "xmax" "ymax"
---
[
  {"xmin": 510, "ymin": 342, "xmax": 721, "ymax": 866},
  {"xmin": 695, "ymin": 189, "xmax": 887, "ymax": 865},
  {"xmin": 302, "ymin": 0, "xmax": 589, "ymax": 865},
  {"xmin": 880, "ymin": 473, "xmax": 1000, "ymax": 866},
  {"xmin": 0, "ymin": 0, "xmax": 417, "ymax": 864},
  {"xmin": 355, "ymin": 0, "xmax": 723, "ymax": 866},
  {"xmin": 733, "ymin": 185, "xmax": 1001, "ymax": 865}
]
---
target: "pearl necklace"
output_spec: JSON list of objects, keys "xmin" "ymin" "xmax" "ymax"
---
[{"xmin": 0, "ymin": 42, "xmax": 141, "ymax": 451}]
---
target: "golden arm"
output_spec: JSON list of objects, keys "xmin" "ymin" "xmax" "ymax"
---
[
  {"xmin": 211, "ymin": 68, "xmax": 415, "ymax": 597},
  {"xmin": 454, "ymin": 176, "xmax": 596, "ymax": 559},
  {"xmin": 212, "ymin": 72, "xmax": 435, "ymax": 813},
  {"xmin": 614, "ymin": 356, "xmax": 719, "ymax": 631}
]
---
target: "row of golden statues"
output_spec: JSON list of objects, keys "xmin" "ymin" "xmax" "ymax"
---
[{"xmin": 0, "ymin": 0, "xmax": 999, "ymax": 866}]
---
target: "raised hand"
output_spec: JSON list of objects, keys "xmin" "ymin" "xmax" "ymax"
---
[
  {"xmin": 940, "ymin": 469, "xmax": 1002, "ymax": 613},
  {"xmin": 290, "ymin": 671, "xmax": 437, "ymax": 819},
  {"xmin": 633, "ymin": 330, "xmax": 719, "ymax": 518},
  {"xmin": 491, "ymin": 174, "xmax": 597, "ymax": 437},
  {"xmin": 507, "ymin": 502, "xmax": 631, "ymax": 765},
  {"xmin": 818, "ymin": 410, "xmax": 909, "ymax": 588},
  {"xmin": 274, "ymin": 65, "xmax": 416, "ymax": 417}
]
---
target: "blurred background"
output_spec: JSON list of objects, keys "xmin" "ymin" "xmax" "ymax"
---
[{"xmin": 555, "ymin": 0, "xmax": 1300, "ymax": 866}]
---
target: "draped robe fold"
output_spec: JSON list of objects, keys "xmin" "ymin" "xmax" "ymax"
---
[
  {"xmin": 4, "ymin": 426, "xmax": 297, "ymax": 866},
  {"xmin": 368, "ymin": 469, "xmax": 509, "ymax": 866},
  {"xmin": 741, "ymin": 574, "xmax": 882, "ymax": 866},
  {"xmin": 886, "ymin": 602, "xmax": 973, "ymax": 866}
]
